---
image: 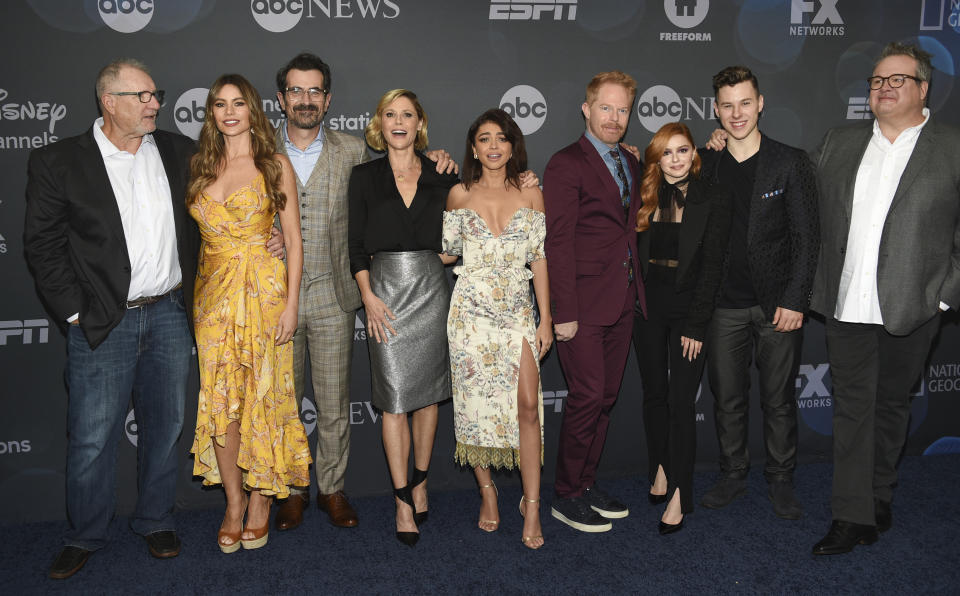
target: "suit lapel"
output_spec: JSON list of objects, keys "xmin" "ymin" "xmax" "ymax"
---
[
  {"xmin": 577, "ymin": 135, "xmax": 629, "ymax": 227},
  {"xmin": 678, "ymin": 185, "xmax": 709, "ymax": 280},
  {"xmin": 78, "ymin": 129, "xmax": 129, "ymax": 250},
  {"xmin": 154, "ymin": 131, "xmax": 187, "ymax": 248},
  {"xmin": 888, "ymin": 122, "xmax": 934, "ymax": 214},
  {"xmin": 839, "ymin": 127, "xmax": 873, "ymax": 220}
]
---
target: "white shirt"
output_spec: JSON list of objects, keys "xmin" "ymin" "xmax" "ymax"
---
[
  {"xmin": 92, "ymin": 117, "xmax": 181, "ymax": 302},
  {"xmin": 835, "ymin": 108, "xmax": 930, "ymax": 324}
]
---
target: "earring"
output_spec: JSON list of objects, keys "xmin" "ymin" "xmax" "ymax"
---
[{"xmin": 473, "ymin": 152, "xmax": 478, "ymax": 159}]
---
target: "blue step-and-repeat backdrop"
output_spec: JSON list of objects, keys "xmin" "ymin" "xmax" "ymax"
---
[{"xmin": 1, "ymin": 0, "xmax": 958, "ymax": 522}]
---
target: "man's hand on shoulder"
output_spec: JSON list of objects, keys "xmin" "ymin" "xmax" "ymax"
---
[
  {"xmin": 426, "ymin": 149, "xmax": 459, "ymax": 175},
  {"xmin": 705, "ymin": 128, "xmax": 727, "ymax": 152},
  {"xmin": 519, "ymin": 170, "xmax": 540, "ymax": 188},
  {"xmin": 620, "ymin": 142, "xmax": 642, "ymax": 163},
  {"xmin": 555, "ymin": 321, "xmax": 578, "ymax": 341}
]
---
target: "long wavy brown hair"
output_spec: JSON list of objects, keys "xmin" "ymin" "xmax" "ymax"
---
[
  {"xmin": 187, "ymin": 74, "xmax": 285, "ymax": 209},
  {"xmin": 636, "ymin": 122, "xmax": 701, "ymax": 232}
]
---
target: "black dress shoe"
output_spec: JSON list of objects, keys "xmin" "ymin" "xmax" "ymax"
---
[
  {"xmin": 875, "ymin": 499, "xmax": 892, "ymax": 533},
  {"xmin": 648, "ymin": 492, "xmax": 668, "ymax": 505},
  {"xmin": 145, "ymin": 530, "xmax": 181, "ymax": 558},
  {"xmin": 658, "ymin": 518, "xmax": 684, "ymax": 535},
  {"xmin": 812, "ymin": 520, "xmax": 878, "ymax": 555},
  {"xmin": 50, "ymin": 546, "xmax": 91, "ymax": 579}
]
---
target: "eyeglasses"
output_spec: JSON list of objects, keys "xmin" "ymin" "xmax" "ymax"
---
[
  {"xmin": 110, "ymin": 90, "xmax": 166, "ymax": 104},
  {"xmin": 866, "ymin": 74, "xmax": 920, "ymax": 90},
  {"xmin": 285, "ymin": 87, "xmax": 327, "ymax": 100}
]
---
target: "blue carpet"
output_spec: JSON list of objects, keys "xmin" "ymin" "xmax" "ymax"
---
[{"xmin": 4, "ymin": 455, "xmax": 960, "ymax": 594}]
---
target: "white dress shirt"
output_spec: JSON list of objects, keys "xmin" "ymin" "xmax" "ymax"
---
[
  {"xmin": 92, "ymin": 117, "xmax": 181, "ymax": 302},
  {"xmin": 835, "ymin": 108, "xmax": 931, "ymax": 324}
]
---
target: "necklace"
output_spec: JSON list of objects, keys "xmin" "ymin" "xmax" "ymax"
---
[{"xmin": 393, "ymin": 160, "xmax": 420, "ymax": 182}]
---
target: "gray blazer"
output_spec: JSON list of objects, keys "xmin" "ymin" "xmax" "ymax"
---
[
  {"xmin": 810, "ymin": 118, "xmax": 960, "ymax": 336},
  {"xmin": 275, "ymin": 125, "xmax": 368, "ymax": 314}
]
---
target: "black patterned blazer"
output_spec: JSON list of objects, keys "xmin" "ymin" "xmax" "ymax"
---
[{"xmin": 699, "ymin": 134, "xmax": 819, "ymax": 320}]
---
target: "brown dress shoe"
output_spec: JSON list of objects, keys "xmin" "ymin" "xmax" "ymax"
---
[
  {"xmin": 49, "ymin": 546, "xmax": 90, "ymax": 579},
  {"xmin": 274, "ymin": 493, "xmax": 309, "ymax": 531},
  {"xmin": 318, "ymin": 490, "xmax": 358, "ymax": 527}
]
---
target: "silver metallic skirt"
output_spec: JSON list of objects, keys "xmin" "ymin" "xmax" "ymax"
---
[{"xmin": 367, "ymin": 251, "xmax": 451, "ymax": 414}]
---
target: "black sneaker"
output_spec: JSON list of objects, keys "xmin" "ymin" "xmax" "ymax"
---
[
  {"xmin": 768, "ymin": 480, "xmax": 803, "ymax": 520},
  {"xmin": 700, "ymin": 476, "xmax": 747, "ymax": 509},
  {"xmin": 583, "ymin": 485, "xmax": 629, "ymax": 519},
  {"xmin": 551, "ymin": 496, "xmax": 612, "ymax": 532}
]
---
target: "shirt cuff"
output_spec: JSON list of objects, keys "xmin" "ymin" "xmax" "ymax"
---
[
  {"xmin": 939, "ymin": 301, "xmax": 950, "ymax": 312},
  {"xmin": 67, "ymin": 313, "xmax": 79, "ymax": 323}
]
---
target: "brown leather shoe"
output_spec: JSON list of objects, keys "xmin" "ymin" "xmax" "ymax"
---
[
  {"xmin": 274, "ymin": 493, "xmax": 309, "ymax": 531},
  {"xmin": 318, "ymin": 490, "xmax": 359, "ymax": 527}
]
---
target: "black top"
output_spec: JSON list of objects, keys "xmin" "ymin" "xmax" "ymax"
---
[
  {"xmin": 716, "ymin": 148, "xmax": 759, "ymax": 309},
  {"xmin": 649, "ymin": 221, "xmax": 680, "ymax": 261},
  {"xmin": 347, "ymin": 152, "xmax": 459, "ymax": 275}
]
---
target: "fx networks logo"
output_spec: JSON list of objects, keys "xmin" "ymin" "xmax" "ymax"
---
[
  {"xmin": 920, "ymin": 0, "xmax": 960, "ymax": 32},
  {"xmin": 489, "ymin": 0, "xmax": 577, "ymax": 21},
  {"xmin": 98, "ymin": 0, "xmax": 154, "ymax": 33},
  {"xmin": 354, "ymin": 312, "xmax": 367, "ymax": 342},
  {"xmin": 847, "ymin": 97, "xmax": 872, "ymax": 120},
  {"xmin": 0, "ymin": 319, "xmax": 49, "ymax": 346},
  {"xmin": 0, "ymin": 89, "xmax": 67, "ymax": 150},
  {"xmin": 173, "ymin": 88, "xmax": 209, "ymax": 140},
  {"xmin": 636, "ymin": 85, "xmax": 714, "ymax": 133},
  {"xmin": 251, "ymin": 0, "xmax": 400, "ymax": 33},
  {"xmin": 500, "ymin": 85, "xmax": 547, "ymax": 135},
  {"xmin": 789, "ymin": 0, "xmax": 844, "ymax": 37},
  {"xmin": 660, "ymin": 0, "xmax": 712, "ymax": 41}
]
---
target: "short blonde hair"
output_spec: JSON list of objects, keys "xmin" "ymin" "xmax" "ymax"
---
[
  {"xmin": 365, "ymin": 89, "xmax": 429, "ymax": 152},
  {"xmin": 585, "ymin": 71, "xmax": 637, "ymax": 105}
]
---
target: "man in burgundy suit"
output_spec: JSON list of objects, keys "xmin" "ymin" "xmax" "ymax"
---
[{"xmin": 544, "ymin": 71, "xmax": 645, "ymax": 532}]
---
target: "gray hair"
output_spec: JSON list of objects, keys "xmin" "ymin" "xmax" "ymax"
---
[
  {"xmin": 876, "ymin": 42, "xmax": 933, "ymax": 82},
  {"xmin": 95, "ymin": 58, "xmax": 151, "ymax": 106}
]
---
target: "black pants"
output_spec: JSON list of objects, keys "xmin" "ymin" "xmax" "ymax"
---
[
  {"xmin": 706, "ymin": 305, "xmax": 802, "ymax": 481},
  {"xmin": 633, "ymin": 311, "xmax": 704, "ymax": 513},
  {"xmin": 826, "ymin": 315, "xmax": 939, "ymax": 525}
]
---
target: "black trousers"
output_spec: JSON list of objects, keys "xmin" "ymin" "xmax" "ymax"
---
[
  {"xmin": 706, "ymin": 305, "xmax": 802, "ymax": 481},
  {"xmin": 632, "ymin": 311, "xmax": 704, "ymax": 513},
  {"xmin": 825, "ymin": 315, "xmax": 940, "ymax": 525}
]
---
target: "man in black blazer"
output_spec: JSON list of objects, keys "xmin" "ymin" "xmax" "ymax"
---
[
  {"xmin": 698, "ymin": 66, "xmax": 819, "ymax": 520},
  {"xmin": 24, "ymin": 58, "xmax": 197, "ymax": 579},
  {"xmin": 810, "ymin": 43, "xmax": 960, "ymax": 555}
]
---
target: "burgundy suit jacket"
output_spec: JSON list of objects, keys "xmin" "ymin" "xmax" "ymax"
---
[{"xmin": 544, "ymin": 134, "xmax": 645, "ymax": 327}]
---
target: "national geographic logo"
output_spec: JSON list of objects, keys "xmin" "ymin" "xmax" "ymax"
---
[
  {"xmin": 98, "ymin": 0, "xmax": 154, "ymax": 33},
  {"xmin": 251, "ymin": 0, "xmax": 400, "ymax": 34},
  {"xmin": 928, "ymin": 362, "xmax": 960, "ymax": 393},
  {"xmin": 660, "ymin": 0, "xmax": 712, "ymax": 41},
  {"xmin": 789, "ymin": 0, "xmax": 844, "ymax": 37},
  {"xmin": 489, "ymin": 0, "xmax": 578, "ymax": 21},
  {"xmin": 0, "ymin": 319, "xmax": 49, "ymax": 346},
  {"xmin": 920, "ymin": 0, "xmax": 960, "ymax": 33}
]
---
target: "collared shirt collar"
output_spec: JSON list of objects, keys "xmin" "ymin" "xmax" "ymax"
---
[
  {"xmin": 872, "ymin": 107, "xmax": 930, "ymax": 146},
  {"xmin": 282, "ymin": 119, "xmax": 325, "ymax": 153},
  {"xmin": 92, "ymin": 117, "xmax": 156, "ymax": 157},
  {"xmin": 585, "ymin": 130, "xmax": 621, "ymax": 159}
]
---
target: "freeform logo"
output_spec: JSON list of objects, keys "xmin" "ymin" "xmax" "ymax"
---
[
  {"xmin": 0, "ymin": 440, "xmax": 31, "ymax": 455},
  {"xmin": 251, "ymin": 0, "xmax": 400, "ymax": 33},
  {"xmin": 489, "ymin": 0, "xmax": 577, "ymax": 21},
  {"xmin": 920, "ymin": 0, "xmax": 960, "ymax": 32},
  {"xmin": 663, "ymin": 0, "xmax": 710, "ymax": 32},
  {"xmin": 846, "ymin": 97, "xmax": 872, "ymax": 120},
  {"xmin": 0, "ymin": 319, "xmax": 49, "ymax": 346},
  {"xmin": 98, "ymin": 0, "xmax": 154, "ymax": 33},
  {"xmin": 173, "ymin": 88, "xmax": 209, "ymax": 140},
  {"xmin": 499, "ymin": 85, "xmax": 547, "ymax": 135},
  {"xmin": 789, "ymin": 0, "xmax": 844, "ymax": 36},
  {"xmin": 636, "ymin": 85, "xmax": 714, "ymax": 133},
  {"xmin": 0, "ymin": 89, "xmax": 67, "ymax": 150}
]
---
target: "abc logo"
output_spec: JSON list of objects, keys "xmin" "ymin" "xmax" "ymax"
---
[
  {"xmin": 664, "ymin": 0, "xmax": 709, "ymax": 29},
  {"xmin": 300, "ymin": 397, "xmax": 317, "ymax": 436},
  {"xmin": 174, "ymin": 88, "xmax": 209, "ymax": 140},
  {"xmin": 125, "ymin": 409, "xmax": 139, "ymax": 446},
  {"xmin": 499, "ymin": 85, "xmax": 547, "ymax": 136},
  {"xmin": 98, "ymin": 0, "xmax": 154, "ymax": 33},
  {"xmin": 251, "ymin": 0, "xmax": 304, "ymax": 33},
  {"xmin": 636, "ymin": 85, "xmax": 682, "ymax": 133}
]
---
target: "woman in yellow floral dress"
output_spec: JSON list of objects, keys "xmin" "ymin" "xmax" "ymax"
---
[
  {"xmin": 186, "ymin": 74, "xmax": 310, "ymax": 553},
  {"xmin": 443, "ymin": 109, "xmax": 553, "ymax": 549}
]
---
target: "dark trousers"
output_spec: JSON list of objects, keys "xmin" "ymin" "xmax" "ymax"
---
[
  {"xmin": 554, "ymin": 285, "xmax": 635, "ymax": 498},
  {"xmin": 706, "ymin": 305, "xmax": 802, "ymax": 481},
  {"xmin": 826, "ymin": 315, "xmax": 939, "ymax": 525},
  {"xmin": 632, "ymin": 311, "xmax": 704, "ymax": 513}
]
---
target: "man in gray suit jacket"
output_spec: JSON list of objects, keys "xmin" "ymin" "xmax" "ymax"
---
[
  {"xmin": 272, "ymin": 53, "xmax": 455, "ymax": 530},
  {"xmin": 810, "ymin": 42, "xmax": 960, "ymax": 555}
]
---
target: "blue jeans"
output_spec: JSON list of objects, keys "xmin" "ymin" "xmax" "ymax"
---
[{"xmin": 64, "ymin": 289, "xmax": 192, "ymax": 550}]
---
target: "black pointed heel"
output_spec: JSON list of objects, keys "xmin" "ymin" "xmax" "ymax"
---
[
  {"xmin": 648, "ymin": 492, "xmax": 668, "ymax": 505},
  {"xmin": 393, "ymin": 485, "xmax": 419, "ymax": 547},
  {"xmin": 411, "ymin": 468, "xmax": 429, "ymax": 526}
]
